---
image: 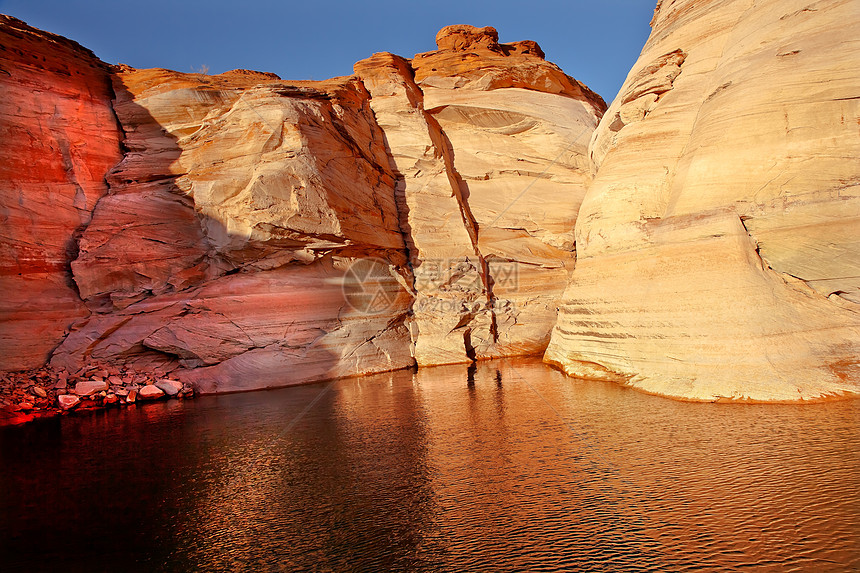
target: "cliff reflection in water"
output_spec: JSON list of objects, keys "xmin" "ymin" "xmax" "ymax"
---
[{"xmin": 1, "ymin": 358, "xmax": 858, "ymax": 571}]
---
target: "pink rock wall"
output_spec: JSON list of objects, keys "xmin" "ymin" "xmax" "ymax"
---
[{"xmin": 0, "ymin": 15, "xmax": 122, "ymax": 370}]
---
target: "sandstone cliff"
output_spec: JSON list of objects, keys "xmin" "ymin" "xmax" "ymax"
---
[
  {"xmin": 545, "ymin": 0, "xmax": 860, "ymax": 401},
  {"xmin": 6, "ymin": 6, "xmax": 855, "ymax": 406},
  {"xmin": 0, "ymin": 15, "xmax": 122, "ymax": 370},
  {"xmin": 354, "ymin": 26, "xmax": 604, "ymax": 366},
  {"xmin": 0, "ymin": 18, "xmax": 602, "ymax": 394},
  {"xmin": 50, "ymin": 68, "xmax": 416, "ymax": 393}
]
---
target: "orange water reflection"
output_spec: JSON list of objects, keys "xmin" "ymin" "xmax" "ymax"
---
[{"xmin": 1, "ymin": 358, "xmax": 857, "ymax": 571}]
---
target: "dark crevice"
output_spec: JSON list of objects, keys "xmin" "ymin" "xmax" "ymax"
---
[
  {"xmin": 463, "ymin": 328, "xmax": 477, "ymax": 362},
  {"xmin": 422, "ymin": 106, "xmax": 499, "ymax": 344},
  {"xmin": 48, "ymin": 66, "xmax": 127, "ymax": 362},
  {"xmin": 352, "ymin": 75, "xmax": 418, "ymax": 297}
]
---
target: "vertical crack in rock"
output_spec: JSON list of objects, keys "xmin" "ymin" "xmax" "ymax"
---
[
  {"xmin": 356, "ymin": 24, "xmax": 604, "ymax": 365},
  {"xmin": 351, "ymin": 78, "xmax": 419, "ymax": 307},
  {"xmin": 355, "ymin": 52, "xmax": 498, "ymax": 365},
  {"xmin": 63, "ymin": 74, "xmax": 128, "ymax": 306},
  {"xmin": 423, "ymin": 111, "xmax": 498, "ymax": 344}
]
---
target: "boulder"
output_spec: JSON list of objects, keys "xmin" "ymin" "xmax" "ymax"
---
[
  {"xmin": 73, "ymin": 380, "xmax": 109, "ymax": 397},
  {"xmin": 155, "ymin": 379, "xmax": 182, "ymax": 397},
  {"xmin": 57, "ymin": 395, "xmax": 80, "ymax": 410},
  {"xmin": 137, "ymin": 385, "xmax": 165, "ymax": 400}
]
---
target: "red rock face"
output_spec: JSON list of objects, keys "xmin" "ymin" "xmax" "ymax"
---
[
  {"xmin": 48, "ymin": 66, "xmax": 416, "ymax": 391},
  {"xmin": 0, "ymin": 18, "xmax": 600, "ymax": 393},
  {"xmin": 0, "ymin": 16, "xmax": 123, "ymax": 370}
]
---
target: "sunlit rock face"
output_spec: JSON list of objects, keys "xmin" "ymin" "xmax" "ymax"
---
[
  {"xmin": 50, "ymin": 67, "xmax": 415, "ymax": 392},
  {"xmin": 545, "ymin": 0, "xmax": 860, "ymax": 401},
  {"xmin": 355, "ymin": 25, "xmax": 605, "ymax": 366},
  {"xmin": 0, "ymin": 16, "xmax": 123, "ymax": 370},
  {"xmin": 37, "ymin": 23, "xmax": 602, "ymax": 392}
]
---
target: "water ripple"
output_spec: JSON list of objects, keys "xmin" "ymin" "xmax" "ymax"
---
[{"xmin": 1, "ymin": 358, "xmax": 858, "ymax": 571}]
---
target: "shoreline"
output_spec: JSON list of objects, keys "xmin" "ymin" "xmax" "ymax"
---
[
  {"xmin": 6, "ymin": 355, "xmax": 860, "ymax": 427},
  {"xmin": 0, "ymin": 362, "xmax": 194, "ymax": 426}
]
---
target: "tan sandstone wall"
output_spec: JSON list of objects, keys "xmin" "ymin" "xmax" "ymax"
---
[
  {"xmin": 355, "ymin": 25, "xmax": 604, "ymax": 367},
  {"xmin": 545, "ymin": 0, "xmax": 860, "ymax": 401}
]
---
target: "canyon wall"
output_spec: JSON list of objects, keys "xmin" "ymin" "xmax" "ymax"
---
[
  {"xmin": 5, "ymin": 5, "xmax": 856, "ymax": 405},
  {"xmin": 545, "ymin": 0, "xmax": 860, "ymax": 401},
  {"xmin": 355, "ymin": 26, "xmax": 603, "ymax": 366},
  {"xmin": 0, "ymin": 18, "xmax": 602, "ymax": 393},
  {"xmin": 49, "ymin": 69, "xmax": 417, "ymax": 393},
  {"xmin": 0, "ymin": 15, "xmax": 122, "ymax": 370}
]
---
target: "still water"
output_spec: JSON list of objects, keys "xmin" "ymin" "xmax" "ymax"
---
[{"xmin": 1, "ymin": 358, "xmax": 858, "ymax": 572}]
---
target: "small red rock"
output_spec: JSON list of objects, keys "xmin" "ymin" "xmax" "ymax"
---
[
  {"xmin": 74, "ymin": 380, "xmax": 109, "ymax": 396},
  {"xmin": 57, "ymin": 395, "xmax": 80, "ymax": 410},
  {"xmin": 138, "ymin": 385, "xmax": 165, "ymax": 400}
]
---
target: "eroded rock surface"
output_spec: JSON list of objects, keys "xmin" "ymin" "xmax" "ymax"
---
[
  {"xmin": 37, "ymin": 23, "xmax": 600, "ymax": 393},
  {"xmin": 50, "ymin": 67, "xmax": 415, "ymax": 392},
  {"xmin": 545, "ymin": 0, "xmax": 860, "ymax": 401},
  {"xmin": 13, "ymin": 10, "xmax": 853, "ymax": 405},
  {"xmin": 355, "ymin": 25, "xmax": 604, "ymax": 366},
  {"xmin": 0, "ymin": 15, "xmax": 122, "ymax": 369}
]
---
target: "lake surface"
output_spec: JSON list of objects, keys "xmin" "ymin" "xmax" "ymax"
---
[{"xmin": 1, "ymin": 358, "xmax": 858, "ymax": 572}]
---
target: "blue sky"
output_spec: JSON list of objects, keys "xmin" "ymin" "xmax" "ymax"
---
[{"xmin": 0, "ymin": 0, "xmax": 655, "ymax": 101}]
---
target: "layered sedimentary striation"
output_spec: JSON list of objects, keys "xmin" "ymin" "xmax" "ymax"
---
[
  {"xmin": 50, "ymin": 67, "xmax": 416, "ymax": 393},
  {"xmin": 355, "ymin": 25, "xmax": 604, "ymax": 366},
  {"xmin": 545, "ymin": 0, "xmax": 860, "ymax": 401},
  {"xmin": 5, "ymin": 6, "xmax": 856, "ymax": 405},
  {"xmin": 0, "ymin": 15, "xmax": 122, "ymax": 370},
  {"xmin": 0, "ymin": 17, "xmax": 601, "ymax": 394}
]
